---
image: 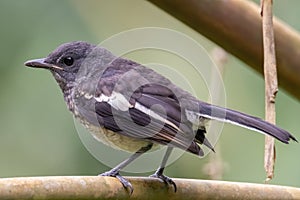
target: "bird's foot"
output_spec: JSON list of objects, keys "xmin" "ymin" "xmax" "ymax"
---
[
  {"xmin": 99, "ymin": 170, "xmax": 133, "ymax": 194},
  {"xmin": 150, "ymin": 172, "xmax": 177, "ymax": 192}
]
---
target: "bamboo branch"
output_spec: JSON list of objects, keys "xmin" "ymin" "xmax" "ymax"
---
[
  {"xmin": 261, "ymin": 0, "xmax": 277, "ymax": 182},
  {"xmin": 147, "ymin": 0, "xmax": 300, "ymax": 102},
  {"xmin": 0, "ymin": 176, "xmax": 300, "ymax": 199}
]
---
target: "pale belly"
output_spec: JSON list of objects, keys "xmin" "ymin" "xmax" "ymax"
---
[{"xmin": 78, "ymin": 118, "xmax": 159, "ymax": 153}]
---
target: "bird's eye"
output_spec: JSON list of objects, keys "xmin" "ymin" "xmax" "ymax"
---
[{"xmin": 63, "ymin": 56, "xmax": 74, "ymax": 66}]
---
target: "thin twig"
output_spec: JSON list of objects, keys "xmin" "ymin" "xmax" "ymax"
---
[{"xmin": 261, "ymin": 0, "xmax": 278, "ymax": 182}]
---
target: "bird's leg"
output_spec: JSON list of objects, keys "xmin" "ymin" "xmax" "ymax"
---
[
  {"xmin": 150, "ymin": 146, "xmax": 177, "ymax": 192},
  {"xmin": 99, "ymin": 143, "xmax": 153, "ymax": 194}
]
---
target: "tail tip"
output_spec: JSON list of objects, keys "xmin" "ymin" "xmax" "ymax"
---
[
  {"xmin": 285, "ymin": 134, "xmax": 298, "ymax": 144},
  {"xmin": 292, "ymin": 136, "xmax": 298, "ymax": 143}
]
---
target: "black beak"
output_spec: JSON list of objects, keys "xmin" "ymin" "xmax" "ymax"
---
[{"xmin": 24, "ymin": 58, "xmax": 63, "ymax": 71}]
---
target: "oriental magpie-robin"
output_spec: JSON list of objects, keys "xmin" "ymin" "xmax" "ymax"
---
[{"xmin": 25, "ymin": 41, "xmax": 297, "ymax": 193}]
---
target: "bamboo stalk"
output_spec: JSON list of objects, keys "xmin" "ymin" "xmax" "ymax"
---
[
  {"xmin": 0, "ymin": 176, "xmax": 300, "ymax": 199},
  {"xmin": 147, "ymin": 0, "xmax": 300, "ymax": 102}
]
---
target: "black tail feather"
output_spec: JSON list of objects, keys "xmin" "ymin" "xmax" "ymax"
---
[{"xmin": 198, "ymin": 102, "xmax": 297, "ymax": 144}]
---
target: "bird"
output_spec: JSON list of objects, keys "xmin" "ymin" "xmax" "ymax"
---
[{"xmin": 25, "ymin": 41, "xmax": 297, "ymax": 193}]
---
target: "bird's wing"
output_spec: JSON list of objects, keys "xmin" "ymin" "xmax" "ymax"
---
[
  {"xmin": 93, "ymin": 84, "xmax": 205, "ymax": 156},
  {"xmin": 75, "ymin": 58, "xmax": 207, "ymax": 156}
]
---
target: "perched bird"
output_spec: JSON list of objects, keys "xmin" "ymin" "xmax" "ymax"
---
[{"xmin": 25, "ymin": 41, "xmax": 297, "ymax": 193}]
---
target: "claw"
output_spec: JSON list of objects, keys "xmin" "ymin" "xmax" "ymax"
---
[
  {"xmin": 150, "ymin": 173, "xmax": 177, "ymax": 192},
  {"xmin": 99, "ymin": 170, "xmax": 133, "ymax": 195},
  {"xmin": 115, "ymin": 174, "xmax": 133, "ymax": 194}
]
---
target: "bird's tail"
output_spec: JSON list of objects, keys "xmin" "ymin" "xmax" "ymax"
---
[{"xmin": 195, "ymin": 102, "xmax": 297, "ymax": 144}]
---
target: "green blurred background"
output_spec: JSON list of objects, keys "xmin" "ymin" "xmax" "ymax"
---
[{"xmin": 0, "ymin": 0, "xmax": 299, "ymax": 188}]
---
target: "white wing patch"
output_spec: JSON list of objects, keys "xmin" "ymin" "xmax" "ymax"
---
[
  {"xmin": 94, "ymin": 92, "xmax": 179, "ymax": 131},
  {"xmin": 94, "ymin": 91, "xmax": 133, "ymax": 111}
]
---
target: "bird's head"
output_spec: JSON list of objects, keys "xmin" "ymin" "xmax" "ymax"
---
[{"xmin": 25, "ymin": 41, "xmax": 115, "ymax": 92}]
